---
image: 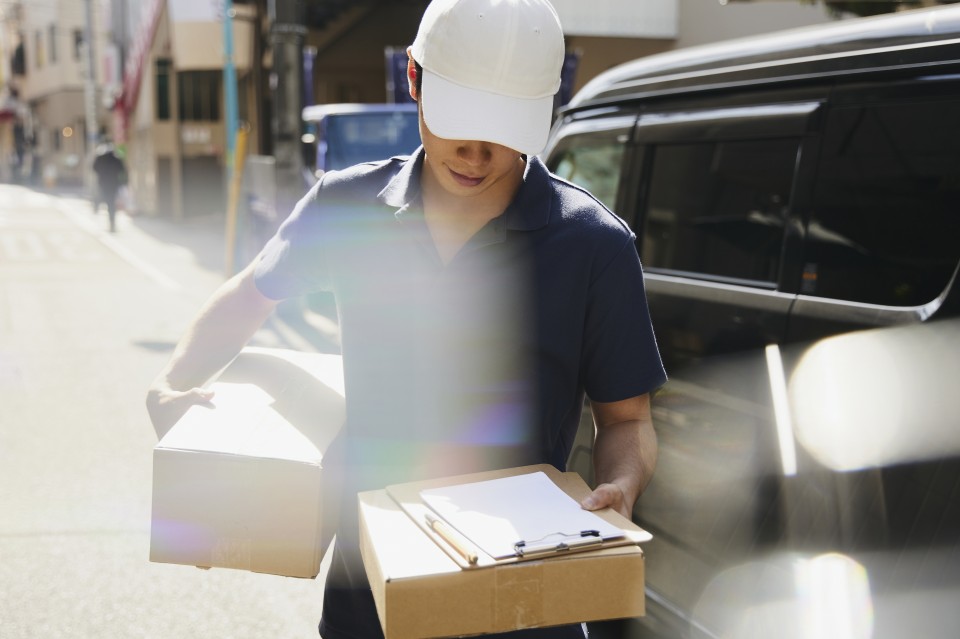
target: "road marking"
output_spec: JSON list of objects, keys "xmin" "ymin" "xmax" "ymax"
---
[
  {"xmin": 0, "ymin": 232, "xmax": 48, "ymax": 260},
  {"xmin": 45, "ymin": 232, "xmax": 105, "ymax": 261},
  {"xmin": 99, "ymin": 233, "xmax": 182, "ymax": 291},
  {"xmin": 0, "ymin": 231, "xmax": 110, "ymax": 262}
]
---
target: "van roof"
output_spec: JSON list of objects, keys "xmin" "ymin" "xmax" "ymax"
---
[
  {"xmin": 302, "ymin": 103, "xmax": 418, "ymax": 122},
  {"xmin": 566, "ymin": 5, "xmax": 960, "ymax": 111}
]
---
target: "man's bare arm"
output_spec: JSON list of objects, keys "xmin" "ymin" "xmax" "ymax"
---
[
  {"xmin": 145, "ymin": 261, "xmax": 279, "ymax": 438},
  {"xmin": 580, "ymin": 393, "xmax": 658, "ymax": 520}
]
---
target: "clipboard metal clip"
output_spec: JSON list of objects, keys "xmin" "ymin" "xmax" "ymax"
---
[{"xmin": 514, "ymin": 530, "xmax": 602, "ymax": 558}]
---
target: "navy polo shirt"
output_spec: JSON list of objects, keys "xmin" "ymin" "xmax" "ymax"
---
[
  {"xmin": 254, "ymin": 148, "xmax": 665, "ymax": 638},
  {"xmin": 256, "ymin": 148, "xmax": 664, "ymax": 485}
]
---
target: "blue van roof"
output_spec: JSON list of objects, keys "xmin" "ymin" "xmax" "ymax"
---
[{"xmin": 302, "ymin": 103, "xmax": 418, "ymax": 122}]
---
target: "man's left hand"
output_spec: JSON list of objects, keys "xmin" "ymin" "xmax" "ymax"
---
[{"xmin": 581, "ymin": 482, "xmax": 631, "ymax": 520}]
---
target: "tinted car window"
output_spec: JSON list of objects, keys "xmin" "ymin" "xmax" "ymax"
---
[
  {"xmin": 642, "ymin": 138, "xmax": 801, "ymax": 285},
  {"xmin": 806, "ymin": 97, "xmax": 960, "ymax": 306}
]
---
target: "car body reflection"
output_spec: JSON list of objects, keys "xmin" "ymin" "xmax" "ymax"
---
[{"xmin": 574, "ymin": 318, "xmax": 960, "ymax": 638}]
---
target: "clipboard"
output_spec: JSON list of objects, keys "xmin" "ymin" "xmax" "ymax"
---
[{"xmin": 385, "ymin": 464, "xmax": 652, "ymax": 569}]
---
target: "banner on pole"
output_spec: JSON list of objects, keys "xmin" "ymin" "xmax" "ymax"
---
[{"xmin": 384, "ymin": 47, "xmax": 415, "ymax": 105}]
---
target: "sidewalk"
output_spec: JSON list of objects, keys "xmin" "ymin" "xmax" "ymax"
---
[
  {"xmin": 46, "ymin": 183, "xmax": 341, "ymax": 355},
  {"xmin": 0, "ymin": 182, "xmax": 333, "ymax": 638}
]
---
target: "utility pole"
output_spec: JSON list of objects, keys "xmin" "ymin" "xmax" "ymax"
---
[
  {"xmin": 222, "ymin": 0, "xmax": 241, "ymax": 275},
  {"xmin": 223, "ymin": 0, "xmax": 238, "ymax": 175},
  {"xmin": 82, "ymin": 0, "xmax": 99, "ymax": 190}
]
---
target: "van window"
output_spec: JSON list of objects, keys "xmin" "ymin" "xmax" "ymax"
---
[
  {"xmin": 305, "ymin": 111, "xmax": 421, "ymax": 176},
  {"xmin": 324, "ymin": 112, "xmax": 420, "ymax": 170},
  {"xmin": 641, "ymin": 138, "xmax": 801, "ymax": 285},
  {"xmin": 551, "ymin": 141, "xmax": 625, "ymax": 212},
  {"xmin": 546, "ymin": 115, "xmax": 637, "ymax": 214},
  {"xmin": 806, "ymin": 98, "xmax": 960, "ymax": 307}
]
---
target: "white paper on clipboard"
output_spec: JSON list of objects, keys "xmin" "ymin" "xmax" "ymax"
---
[{"xmin": 419, "ymin": 470, "xmax": 625, "ymax": 560}]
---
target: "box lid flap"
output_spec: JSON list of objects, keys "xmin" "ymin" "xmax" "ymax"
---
[{"xmin": 157, "ymin": 382, "xmax": 323, "ymax": 462}]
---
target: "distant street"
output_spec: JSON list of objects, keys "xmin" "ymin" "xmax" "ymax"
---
[{"xmin": 0, "ymin": 184, "xmax": 331, "ymax": 638}]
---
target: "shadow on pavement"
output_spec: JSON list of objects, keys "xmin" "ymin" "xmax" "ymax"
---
[{"xmin": 124, "ymin": 212, "xmax": 229, "ymax": 277}]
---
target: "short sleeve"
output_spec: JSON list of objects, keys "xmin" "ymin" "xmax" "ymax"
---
[
  {"xmin": 581, "ymin": 237, "xmax": 667, "ymax": 402},
  {"xmin": 254, "ymin": 180, "xmax": 333, "ymax": 300}
]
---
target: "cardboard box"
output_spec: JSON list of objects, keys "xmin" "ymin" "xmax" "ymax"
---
[
  {"xmin": 359, "ymin": 465, "xmax": 648, "ymax": 638},
  {"xmin": 150, "ymin": 347, "xmax": 345, "ymax": 578}
]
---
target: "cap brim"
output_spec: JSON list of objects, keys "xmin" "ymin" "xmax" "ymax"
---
[{"xmin": 420, "ymin": 69, "xmax": 554, "ymax": 156}]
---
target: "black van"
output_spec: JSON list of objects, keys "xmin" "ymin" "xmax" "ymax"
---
[{"xmin": 545, "ymin": 6, "xmax": 960, "ymax": 638}]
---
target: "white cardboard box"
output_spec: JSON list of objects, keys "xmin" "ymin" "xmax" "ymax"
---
[
  {"xmin": 359, "ymin": 464, "xmax": 648, "ymax": 638},
  {"xmin": 150, "ymin": 347, "xmax": 344, "ymax": 578}
]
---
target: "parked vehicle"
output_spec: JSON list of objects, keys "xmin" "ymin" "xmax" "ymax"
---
[
  {"xmin": 545, "ymin": 6, "xmax": 960, "ymax": 638},
  {"xmin": 301, "ymin": 103, "xmax": 421, "ymax": 185}
]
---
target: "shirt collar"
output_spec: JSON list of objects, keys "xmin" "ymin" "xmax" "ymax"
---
[
  {"xmin": 378, "ymin": 147, "xmax": 424, "ymax": 212},
  {"xmin": 378, "ymin": 147, "xmax": 553, "ymax": 231}
]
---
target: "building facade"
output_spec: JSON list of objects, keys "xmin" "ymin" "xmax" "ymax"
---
[
  {"xmin": 0, "ymin": 1, "xmax": 27, "ymax": 184},
  {"xmin": 116, "ymin": 0, "xmax": 258, "ymax": 219},
  {"xmin": 8, "ymin": 0, "xmax": 111, "ymax": 187},
  {"xmin": 8, "ymin": 0, "xmax": 855, "ymax": 216}
]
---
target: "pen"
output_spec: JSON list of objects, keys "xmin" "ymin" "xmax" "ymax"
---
[{"xmin": 425, "ymin": 511, "xmax": 479, "ymax": 565}]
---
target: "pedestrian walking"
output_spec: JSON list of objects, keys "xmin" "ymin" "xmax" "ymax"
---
[
  {"xmin": 92, "ymin": 142, "xmax": 126, "ymax": 232},
  {"xmin": 146, "ymin": 1, "xmax": 666, "ymax": 637}
]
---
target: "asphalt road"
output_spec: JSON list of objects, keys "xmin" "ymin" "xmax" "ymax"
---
[{"xmin": 0, "ymin": 184, "xmax": 333, "ymax": 638}]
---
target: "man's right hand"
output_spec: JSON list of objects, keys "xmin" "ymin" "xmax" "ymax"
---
[
  {"xmin": 143, "ymin": 261, "xmax": 279, "ymax": 440},
  {"xmin": 146, "ymin": 383, "xmax": 215, "ymax": 440}
]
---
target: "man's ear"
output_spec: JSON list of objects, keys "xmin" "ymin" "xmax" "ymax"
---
[{"xmin": 406, "ymin": 47, "xmax": 418, "ymax": 102}]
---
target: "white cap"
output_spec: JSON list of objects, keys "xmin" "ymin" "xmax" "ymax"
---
[{"xmin": 410, "ymin": 0, "xmax": 565, "ymax": 156}]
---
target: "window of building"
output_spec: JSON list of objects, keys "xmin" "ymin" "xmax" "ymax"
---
[
  {"xmin": 237, "ymin": 75, "xmax": 249, "ymax": 123},
  {"xmin": 640, "ymin": 138, "xmax": 800, "ymax": 286},
  {"xmin": 156, "ymin": 59, "xmax": 172, "ymax": 121},
  {"xmin": 178, "ymin": 71, "xmax": 221, "ymax": 122},
  {"xmin": 807, "ymin": 96, "xmax": 960, "ymax": 307},
  {"xmin": 34, "ymin": 30, "xmax": 43, "ymax": 68},
  {"xmin": 48, "ymin": 25, "xmax": 57, "ymax": 64},
  {"xmin": 12, "ymin": 42, "xmax": 26, "ymax": 75},
  {"xmin": 73, "ymin": 30, "xmax": 83, "ymax": 61}
]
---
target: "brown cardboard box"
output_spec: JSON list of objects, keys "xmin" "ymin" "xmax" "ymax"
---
[
  {"xmin": 359, "ymin": 465, "xmax": 648, "ymax": 638},
  {"xmin": 150, "ymin": 347, "xmax": 344, "ymax": 578}
]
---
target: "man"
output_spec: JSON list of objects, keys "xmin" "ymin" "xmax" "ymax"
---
[
  {"xmin": 146, "ymin": 1, "xmax": 666, "ymax": 637},
  {"xmin": 92, "ymin": 142, "xmax": 126, "ymax": 233}
]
